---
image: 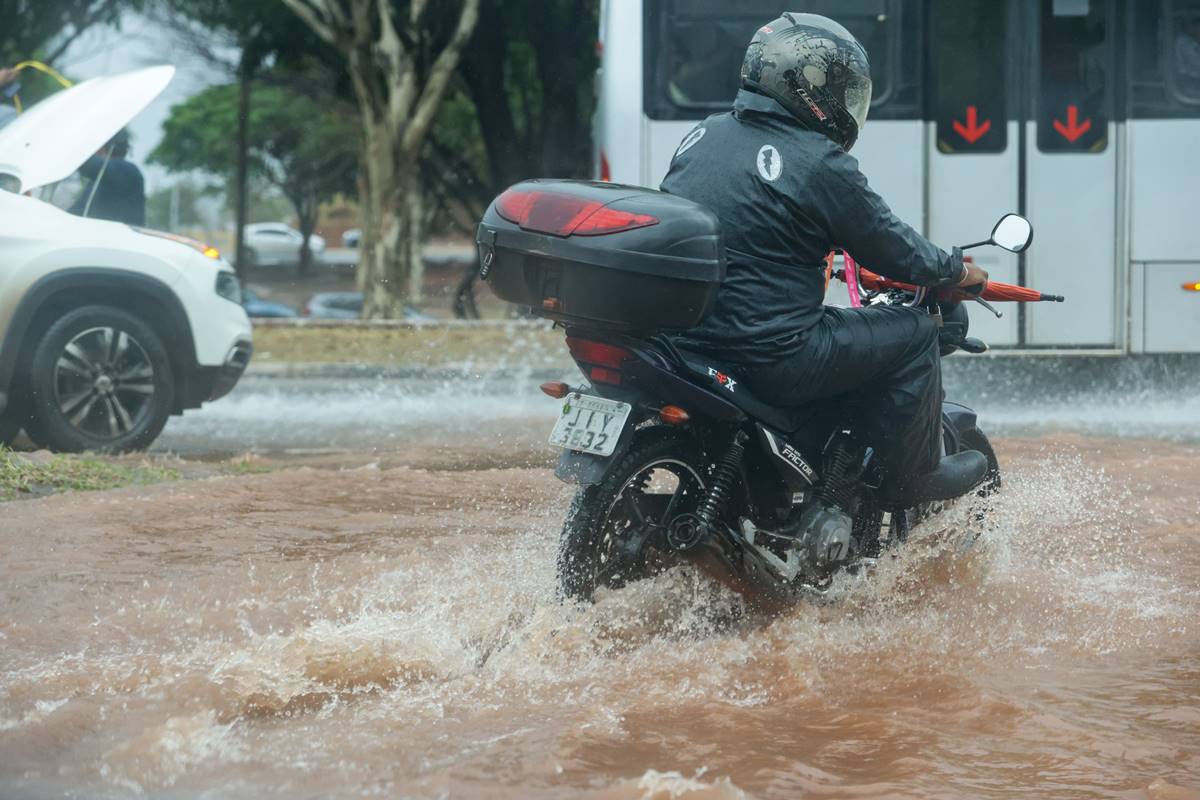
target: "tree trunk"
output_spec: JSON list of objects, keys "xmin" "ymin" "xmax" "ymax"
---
[
  {"xmin": 357, "ymin": 121, "xmax": 412, "ymax": 319},
  {"xmin": 283, "ymin": 0, "xmax": 480, "ymax": 319},
  {"xmin": 233, "ymin": 55, "xmax": 252, "ymax": 278},
  {"xmin": 406, "ymin": 180, "xmax": 425, "ymax": 305}
]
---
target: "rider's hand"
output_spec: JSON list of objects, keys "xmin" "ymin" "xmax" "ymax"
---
[{"xmin": 957, "ymin": 263, "xmax": 989, "ymax": 289}]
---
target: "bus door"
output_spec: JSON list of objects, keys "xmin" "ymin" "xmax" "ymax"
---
[
  {"xmin": 1027, "ymin": 0, "xmax": 1119, "ymax": 346},
  {"xmin": 926, "ymin": 0, "xmax": 1022, "ymax": 346},
  {"xmin": 927, "ymin": 0, "xmax": 1120, "ymax": 348}
]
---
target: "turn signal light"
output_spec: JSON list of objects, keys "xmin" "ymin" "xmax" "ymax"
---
[
  {"xmin": 540, "ymin": 381, "xmax": 569, "ymax": 398},
  {"xmin": 659, "ymin": 405, "xmax": 690, "ymax": 425},
  {"xmin": 495, "ymin": 188, "xmax": 658, "ymax": 237},
  {"xmin": 1183, "ymin": 281, "xmax": 1200, "ymax": 292}
]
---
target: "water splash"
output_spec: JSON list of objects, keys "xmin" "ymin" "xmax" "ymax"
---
[{"xmin": 1, "ymin": 445, "xmax": 1197, "ymax": 797}]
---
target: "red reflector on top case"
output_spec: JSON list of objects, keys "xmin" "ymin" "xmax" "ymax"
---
[{"xmin": 495, "ymin": 189, "xmax": 658, "ymax": 237}]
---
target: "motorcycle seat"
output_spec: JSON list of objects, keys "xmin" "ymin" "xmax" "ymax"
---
[{"xmin": 663, "ymin": 344, "xmax": 820, "ymax": 435}]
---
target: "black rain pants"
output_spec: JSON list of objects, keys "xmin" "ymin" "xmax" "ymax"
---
[{"xmin": 740, "ymin": 305, "xmax": 943, "ymax": 487}]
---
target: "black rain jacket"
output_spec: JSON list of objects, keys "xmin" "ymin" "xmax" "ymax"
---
[
  {"xmin": 69, "ymin": 155, "xmax": 146, "ymax": 226},
  {"xmin": 660, "ymin": 89, "xmax": 964, "ymax": 365}
]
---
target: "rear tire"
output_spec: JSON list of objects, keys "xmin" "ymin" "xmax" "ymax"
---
[{"xmin": 557, "ymin": 430, "xmax": 707, "ymax": 603}]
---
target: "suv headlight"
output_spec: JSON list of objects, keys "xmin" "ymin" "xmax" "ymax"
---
[{"xmin": 215, "ymin": 271, "xmax": 241, "ymax": 304}]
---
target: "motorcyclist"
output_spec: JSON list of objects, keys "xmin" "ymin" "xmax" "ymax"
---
[{"xmin": 660, "ymin": 12, "xmax": 989, "ymax": 507}]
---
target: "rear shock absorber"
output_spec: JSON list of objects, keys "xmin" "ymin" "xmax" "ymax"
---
[
  {"xmin": 697, "ymin": 430, "xmax": 748, "ymax": 526},
  {"xmin": 666, "ymin": 430, "xmax": 747, "ymax": 552}
]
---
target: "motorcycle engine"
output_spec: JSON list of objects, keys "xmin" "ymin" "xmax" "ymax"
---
[{"xmin": 793, "ymin": 504, "xmax": 855, "ymax": 578}]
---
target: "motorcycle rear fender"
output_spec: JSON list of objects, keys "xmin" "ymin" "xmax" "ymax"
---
[{"xmin": 555, "ymin": 355, "xmax": 743, "ymax": 485}]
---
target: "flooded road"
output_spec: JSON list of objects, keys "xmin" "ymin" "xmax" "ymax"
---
[{"xmin": 2, "ymin": 433, "xmax": 1198, "ymax": 798}]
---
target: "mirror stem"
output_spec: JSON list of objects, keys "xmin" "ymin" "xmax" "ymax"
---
[{"xmin": 960, "ymin": 239, "xmax": 992, "ymax": 251}]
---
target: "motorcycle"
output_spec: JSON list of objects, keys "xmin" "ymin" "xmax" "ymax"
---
[{"xmin": 476, "ymin": 181, "xmax": 1062, "ymax": 606}]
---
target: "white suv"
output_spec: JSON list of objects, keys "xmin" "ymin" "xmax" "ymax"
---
[{"xmin": 0, "ymin": 67, "xmax": 252, "ymax": 452}]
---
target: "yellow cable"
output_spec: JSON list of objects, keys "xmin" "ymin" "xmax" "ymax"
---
[
  {"xmin": 12, "ymin": 60, "xmax": 73, "ymax": 88},
  {"xmin": 9, "ymin": 60, "xmax": 73, "ymax": 115}
]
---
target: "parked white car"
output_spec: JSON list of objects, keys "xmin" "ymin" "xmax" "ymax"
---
[
  {"xmin": 0, "ymin": 66, "xmax": 252, "ymax": 452},
  {"xmin": 243, "ymin": 222, "xmax": 326, "ymax": 268}
]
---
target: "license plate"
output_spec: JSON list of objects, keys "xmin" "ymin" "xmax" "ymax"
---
[{"xmin": 548, "ymin": 392, "xmax": 631, "ymax": 457}]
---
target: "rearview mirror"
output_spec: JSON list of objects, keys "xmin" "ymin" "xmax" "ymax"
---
[{"xmin": 990, "ymin": 214, "xmax": 1033, "ymax": 253}]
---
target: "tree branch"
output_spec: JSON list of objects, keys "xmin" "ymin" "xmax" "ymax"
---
[
  {"xmin": 281, "ymin": 0, "xmax": 340, "ymax": 47},
  {"xmin": 401, "ymin": 0, "xmax": 479, "ymax": 156}
]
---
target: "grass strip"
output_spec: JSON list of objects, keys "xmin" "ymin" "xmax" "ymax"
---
[
  {"xmin": 250, "ymin": 322, "xmax": 568, "ymax": 367},
  {"xmin": 0, "ymin": 447, "xmax": 181, "ymax": 502}
]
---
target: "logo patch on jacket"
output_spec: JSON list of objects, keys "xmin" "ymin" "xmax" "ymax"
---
[
  {"xmin": 707, "ymin": 367, "xmax": 737, "ymax": 392},
  {"xmin": 756, "ymin": 144, "xmax": 782, "ymax": 182},
  {"xmin": 675, "ymin": 126, "xmax": 706, "ymax": 156}
]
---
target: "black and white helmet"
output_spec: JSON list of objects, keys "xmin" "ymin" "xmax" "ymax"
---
[{"xmin": 740, "ymin": 12, "xmax": 872, "ymax": 152}]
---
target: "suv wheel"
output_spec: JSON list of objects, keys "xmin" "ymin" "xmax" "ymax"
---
[{"xmin": 27, "ymin": 305, "xmax": 174, "ymax": 453}]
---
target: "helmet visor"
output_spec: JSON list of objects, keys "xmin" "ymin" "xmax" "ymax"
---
[{"xmin": 844, "ymin": 75, "xmax": 872, "ymax": 132}]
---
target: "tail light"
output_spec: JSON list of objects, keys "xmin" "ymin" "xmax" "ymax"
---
[
  {"xmin": 1183, "ymin": 281, "xmax": 1200, "ymax": 292},
  {"xmin": 566, "ymin": 336, "xmax": 632, "ymax": 386},
  {"xmin": 495, "ymin": 188, "xmax": 656, "ymax": 237}
]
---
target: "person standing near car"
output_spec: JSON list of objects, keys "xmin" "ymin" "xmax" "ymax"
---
[{"xmin": 68, "ymin": 129, "xmax": 146, "ymax": 225}]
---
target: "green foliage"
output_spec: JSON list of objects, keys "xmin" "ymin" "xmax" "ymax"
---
[{"xmin": 150, "ymin": 80, "xmax": 357, "ymax": 223}]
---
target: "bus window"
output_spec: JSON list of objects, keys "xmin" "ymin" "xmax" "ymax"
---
[
  {"xmin": 1037, "ymin": 0, "xmax": 1109, "ymax": 152},
  {"xmin": 930, "ymin": 0, "xmax": 1007, "ymax": 153},
  {"xmin": 644, "ymin": 0, "xmax": 896, "ymax": 120},
  {"xmin": 1168, "ymin": 0, "xmax": 1200, "ymax": 103}
]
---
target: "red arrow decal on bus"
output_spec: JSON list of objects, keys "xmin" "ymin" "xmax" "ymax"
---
[
  {"xmin": 952, "ymin": 106, "xmax": 991, "ymax": 143},
  {"xmin": 1053, "ymin": 105, "xmax": 1092, "ymax": 142}
]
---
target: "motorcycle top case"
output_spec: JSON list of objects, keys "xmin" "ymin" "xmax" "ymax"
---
[{"xmin": 476, "ymin": 179, "xmax": 725, "ymax": 333}]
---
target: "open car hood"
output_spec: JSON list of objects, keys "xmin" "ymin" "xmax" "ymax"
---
[{"xmin": 0, "ymin": 65, "xmax": 173, "ymax": 194}]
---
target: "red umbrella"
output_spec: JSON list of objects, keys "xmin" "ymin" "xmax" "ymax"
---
[{"xmin": 854, "ymin": 267, "xmax": 1063, "ymax": 303}]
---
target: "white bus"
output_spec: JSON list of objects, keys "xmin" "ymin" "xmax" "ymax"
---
[{"xmin": 594, "ymin": 0, "xmax": 1200, "ymax": 353}]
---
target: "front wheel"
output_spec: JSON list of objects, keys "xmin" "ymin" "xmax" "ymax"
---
[
  {"xmin": 891, "ymin": 426, "xmax": 1001, "ymax": 541},
  {"xmin": 557, "ymin": 430, "xmax": 707, "ymax": 603},
  {"xmin": 958, "ymin": 427, "xmax": 1001, "ymax": 496},
  {"xmin": 26, "ymin": 306, "xmax": 175, "ymax": 453}
]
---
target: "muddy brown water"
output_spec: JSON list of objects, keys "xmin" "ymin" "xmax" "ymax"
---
[{"xmin": 1, "ymin": 435, "xmax": 1198, "ymax": 799}]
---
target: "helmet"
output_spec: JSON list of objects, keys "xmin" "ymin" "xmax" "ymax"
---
[{"xmin": 740, "ymin": 13, "xmax": 872, "ymax": 151}]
